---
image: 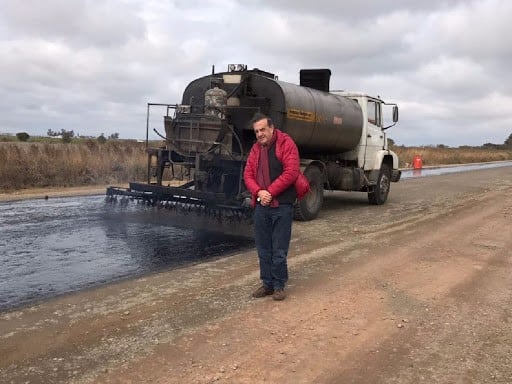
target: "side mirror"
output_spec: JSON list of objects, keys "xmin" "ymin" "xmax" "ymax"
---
[{"xmin": 393, "ymin": 106, "xmax": 399, "ymax": 122}]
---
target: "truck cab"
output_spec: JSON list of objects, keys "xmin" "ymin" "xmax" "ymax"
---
[{"xmin": 332, "ymin": 92, "xmax": 399, "ymax": 172}]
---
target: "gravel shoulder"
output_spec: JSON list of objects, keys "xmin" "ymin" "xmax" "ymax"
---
[{"xmin": 1, "ymin": 167, "xmax": 511, "ymax": 384}]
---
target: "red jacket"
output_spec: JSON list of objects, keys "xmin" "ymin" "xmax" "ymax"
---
[{"xmin": 244, "ymin": 129, "xmax": 309, "ymax": 207}]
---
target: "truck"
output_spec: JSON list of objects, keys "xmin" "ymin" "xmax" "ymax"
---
[{"xmin": 106, "ymin": 65, "xmax": 400, "ymax": 232}]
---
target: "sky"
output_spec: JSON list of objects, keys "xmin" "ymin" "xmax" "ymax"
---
[{"xmin": 0, "ymin": 0, "xmax": 511, "ymax": 147}]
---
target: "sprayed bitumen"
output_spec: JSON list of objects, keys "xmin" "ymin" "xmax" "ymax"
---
[{"xmin": 0, "ymin": 195, "xmax": 253, "ymax": 311}]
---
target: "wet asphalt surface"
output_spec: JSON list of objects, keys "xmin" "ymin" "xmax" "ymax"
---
[
  {"xmin": 0, "ymin": 196, "xmax": 254, "ymax": 311},
  {"xmin": 1, "ymin": 161, "xmax": 510, "ymax": 312}
]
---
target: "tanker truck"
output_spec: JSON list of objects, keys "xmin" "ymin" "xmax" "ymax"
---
[{"xmin": 106, "ymin": 65, "xmax": 400, "ymax": 229}]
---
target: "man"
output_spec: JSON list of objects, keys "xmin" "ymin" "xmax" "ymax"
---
[{"xmin": 244, "ymin": 112, "xmax": 306, "ymax": 301}]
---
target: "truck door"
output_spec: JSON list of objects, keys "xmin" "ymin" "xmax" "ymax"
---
[{"xmin": 364, "ymin": 99, "xmax": 384, "ymax": 169}]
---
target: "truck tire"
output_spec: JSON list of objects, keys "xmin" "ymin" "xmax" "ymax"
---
[
  {"xmin": 368, "ymin": 163, "xmax": 391, "ymax": 205},
  {"xmin": 294, "ymin": 166, "xmax": 324, "ymax": 221}
]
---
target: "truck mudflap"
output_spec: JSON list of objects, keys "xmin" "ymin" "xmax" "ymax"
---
[
  {"xmin": 105, "ymin": 182, "xmax": 254, "ymax": 237},
  {"xmin": 391, "ymin": 169, "xmax": 402, "ymax": 182}
]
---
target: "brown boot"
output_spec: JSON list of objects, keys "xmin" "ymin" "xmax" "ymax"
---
[
  {"xmin": 272, "ymin": 288, "xmax": 286, "ymax": 301},
  {"xmin": 252, "ymin": 285, "xmax": 274, "ymax": 298}
]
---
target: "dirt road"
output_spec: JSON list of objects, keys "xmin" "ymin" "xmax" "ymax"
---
[{"xmin": 1, "ymin": 167, "xmax": 511, "ymax": 384}]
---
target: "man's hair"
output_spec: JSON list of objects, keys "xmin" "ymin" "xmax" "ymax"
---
[{"xmin": 250, "ymin": 112, "xmax": 273, "ymax": 128}]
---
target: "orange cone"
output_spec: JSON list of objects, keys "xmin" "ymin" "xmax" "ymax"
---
[{"xmin": 412, "ymin": 155, "xmax": 423, "ymax": 169}]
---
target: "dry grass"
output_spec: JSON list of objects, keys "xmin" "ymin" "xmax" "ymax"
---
[
  {"xmin": 0, "ymin": 140, "xmax": 147, "ymax": 192},
  {"xmin": 392, "ymin": 146, "xmax": 512, "ymax": 168},
  {"xmin": 1, "ymin": 141, "xmax": 511, "ymax": 192}
]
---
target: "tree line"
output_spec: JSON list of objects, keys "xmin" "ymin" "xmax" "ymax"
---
[{"xmin": 12, "ymin": 129, "xmax": 120, "ymax": 143}]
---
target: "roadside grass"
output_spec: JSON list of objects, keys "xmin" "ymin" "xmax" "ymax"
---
[
  {"xmin": 0, "ymin": 140, "xmax": 511, "ymax": 192},
  {"xmin": 393, "ymin": 146, "xmax": 512, "ymax": 168},
  {"xmin": 0, "ymin": 140, "xmax": 148, "ymax": 191}
]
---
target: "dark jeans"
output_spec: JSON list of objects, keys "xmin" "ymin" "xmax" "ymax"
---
[{"xmin": 253, "ymin": 203, "xmax": 294, "ymax": 290}]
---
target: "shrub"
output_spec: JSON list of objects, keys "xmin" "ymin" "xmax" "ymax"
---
[
  {"xmin": 61, "ymin": 131, "xmax": 73, "ymax": 143},
  {"xmin": 505, "ymin": 133, "xmax": 512, "ymax": 147},
  {"xmin": 16, "ymin": 132, "xmax": 30, "ymax": 142},
  {"xmin": 97, "ymin": 134, "xmax": 107, "ymax": 144}
]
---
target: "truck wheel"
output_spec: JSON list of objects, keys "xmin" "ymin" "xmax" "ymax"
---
[
  {"xmin": 294, "ymin": 166, "xmax": 324, "ymax": 221},
  {"xmin": 368, "ymin": 163, "xmax": 391, "ymax": 205}
]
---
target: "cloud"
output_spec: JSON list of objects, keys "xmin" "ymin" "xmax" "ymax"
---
[
  {"xmin": 0, "ymin": 0, "xmax": 510, "ymax": 147},
  {"xmin": 0, "ymin": 0, "xmax": 146, "ymax": 48}
]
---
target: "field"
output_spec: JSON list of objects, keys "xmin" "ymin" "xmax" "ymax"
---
[{"xmin": 0, "ymin": 139, "xmax": 511, "ymax": 192}]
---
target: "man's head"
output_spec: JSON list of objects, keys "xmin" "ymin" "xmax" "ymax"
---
[{"xmin": 251, "ymin": 113, "xmax": 274, "ymax": 146}]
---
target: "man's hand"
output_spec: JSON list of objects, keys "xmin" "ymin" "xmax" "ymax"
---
[{"xmin": 257, "ymin": 190, "xmax": 273, "ymax": 206}]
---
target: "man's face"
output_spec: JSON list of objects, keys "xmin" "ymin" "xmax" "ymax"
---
[{"xmin": 253, "ymin": 118, "xmax": 274, "ymax": 146}]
